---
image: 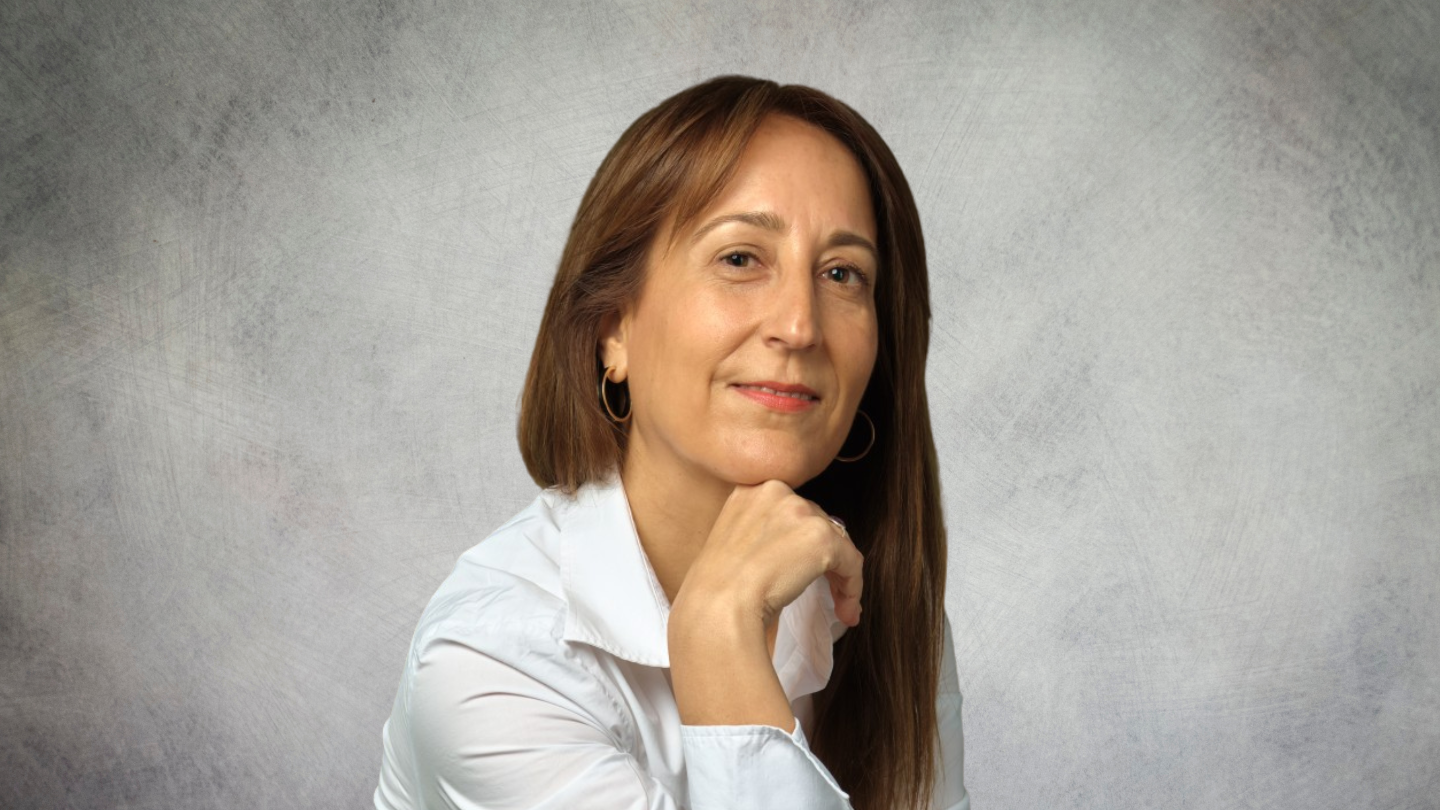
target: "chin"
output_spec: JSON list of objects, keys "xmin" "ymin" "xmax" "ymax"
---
[{"xmin": 716, "ymin": 449, "xmax": 826, "ymax": 490}]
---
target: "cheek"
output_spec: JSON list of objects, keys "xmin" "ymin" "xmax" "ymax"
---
[
  {"xmin": 628, "ymin": 293, "xmax": 735, "ymax": 401},
  {"xmin": 835, "ymin": 311, "xmax": 880, "ymax": 393}
]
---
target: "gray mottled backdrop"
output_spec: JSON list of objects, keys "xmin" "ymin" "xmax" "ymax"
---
[{"xmin": 2, "ymin": 0, "xmax": 1436, "ymax": 807}]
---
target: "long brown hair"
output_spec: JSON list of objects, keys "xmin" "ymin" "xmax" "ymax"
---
[{"xmin": 518, "ymin": 76, "xmax": 947, "ymax": 810}]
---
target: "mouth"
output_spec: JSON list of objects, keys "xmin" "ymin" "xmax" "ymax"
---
[{"xmin": 730, "ymin": 381, "xmax": 821, "ymax": 412}]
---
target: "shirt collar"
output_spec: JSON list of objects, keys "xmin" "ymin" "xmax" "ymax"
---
[
  {"xmin": 555, "ymin": 473, "xmax": 673, "ymax": 667},
  {"xmin": 554, "ymin": 473, "xmax": 848, "ymax": 701}
]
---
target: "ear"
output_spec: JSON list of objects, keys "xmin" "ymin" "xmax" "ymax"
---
[{"xmin": 597, "ymin": 307, "xmax": 630, "ymax": 381}]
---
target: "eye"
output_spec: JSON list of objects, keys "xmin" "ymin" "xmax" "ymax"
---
[
  {"xmin": 823, "ymin": 264, "xmax": 869, "ymax": 287},
  {"xmin": 721, "ymin": 251, "xmax": 754, "ymax": 268}
]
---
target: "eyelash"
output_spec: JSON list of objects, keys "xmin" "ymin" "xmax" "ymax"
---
[{"xmin": 719, "ymin": 251, "xmax": 870, "ymax": 288}]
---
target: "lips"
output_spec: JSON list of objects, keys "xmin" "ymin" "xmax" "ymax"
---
[
  {"xmin": 730, "ymin": 380, "xmax": 821, "ymax": 413},
  {"xmin": 731, "ymin": 381, "xmax": 820, "ymax": 401}
]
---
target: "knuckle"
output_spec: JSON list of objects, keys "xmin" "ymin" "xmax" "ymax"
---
[{"xmin": 815, "ymin": 532, "xmax": 840, "ymax": 566}]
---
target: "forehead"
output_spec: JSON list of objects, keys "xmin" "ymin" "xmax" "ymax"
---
[
  {"xmin": 662, "ymin": 114, "xmax": 877, "ymax": 249},
  {"xmin": 744, "ymin": 113, "xmax": 856, "ymax": 167}
]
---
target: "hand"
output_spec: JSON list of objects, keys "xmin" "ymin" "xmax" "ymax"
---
[
  {"xmin": 673, "ymin": 479, "xmax": 864, "ymax": 632},
  {"xmin": 667, "ymin": 479, "xmax": 863, "ymax": 730}
]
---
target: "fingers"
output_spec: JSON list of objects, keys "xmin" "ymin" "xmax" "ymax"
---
[
  {"xmin": 824, "ymin": 537, "xmax": 865, "ymax": 627},
  {"xmin": 793, "ymin": 492, "xmax": 865, "ymax": 626},
  {"xmin": 806, "ymin": 497, "xmax": 864, "ymax": 627}
]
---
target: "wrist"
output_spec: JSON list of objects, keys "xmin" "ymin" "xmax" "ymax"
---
[
  {"xmin": 667, "ymin": 598, "xmax": 794, "ymax": 730},
  {"xmin": 667, "ymin": 593, "xmax": 765, "ymax": 652}
]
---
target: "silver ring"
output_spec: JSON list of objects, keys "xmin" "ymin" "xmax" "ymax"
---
[{"xmin": 827, "ymin": 515, "xmax": 848, "ymax": 537}]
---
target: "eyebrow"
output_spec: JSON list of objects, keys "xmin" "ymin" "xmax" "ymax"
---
[{"xmin": 688, "ymin": 210, "xmax": 879, "ymax": 260}]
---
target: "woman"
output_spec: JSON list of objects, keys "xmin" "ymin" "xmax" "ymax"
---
[{"xmin": 375, "ymin": 76, "xmax": 967, "ymax": 810}]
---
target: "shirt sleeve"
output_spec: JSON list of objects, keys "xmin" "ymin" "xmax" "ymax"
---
[
  {"xmin": 680, "ymin": 721, "xmax": 852, "ymax": 809},
  {"xmin": 383, "ymin": 634, "xmax": 680, "ymax": 810},
  {"xmin": 680, "ymin": 616, "xmax": 970, "ymax": 810}
]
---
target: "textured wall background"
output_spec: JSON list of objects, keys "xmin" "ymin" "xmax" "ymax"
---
[{"xmin": 2, "ymin": 0, "xmax": 1437, "ymax": 807}]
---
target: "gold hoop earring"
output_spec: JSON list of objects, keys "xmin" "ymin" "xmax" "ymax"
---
[
  {"xmin": 835, "ymin": 409, "xmax": 875, "ymax": 463},
  {"xmin": 598, "ymin": 366, "xmax": 631, "ymax": 423}
]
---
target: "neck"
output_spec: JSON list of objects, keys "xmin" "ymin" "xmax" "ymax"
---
[{"xmin": 619, "ymin": 436, "xmax": 735, "ymax": 605}]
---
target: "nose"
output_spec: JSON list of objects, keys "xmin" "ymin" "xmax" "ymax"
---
[{"xmin": 763, "ymin": 264, "xmax": 820, "ymax": 351}]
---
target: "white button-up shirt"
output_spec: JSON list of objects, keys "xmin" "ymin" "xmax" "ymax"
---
[{"xmin": 374, "ymin": 475, "xmax": 968, "ymax": 809}]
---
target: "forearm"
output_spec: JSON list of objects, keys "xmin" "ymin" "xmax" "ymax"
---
[{"xmin": 668, "ymin": 600, "xmax": 795, "ymax": 731}]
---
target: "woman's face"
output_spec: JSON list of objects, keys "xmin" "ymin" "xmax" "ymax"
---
[{"xmin": 602, "ymin": 113, "xmax": 880, "ymax": 489}]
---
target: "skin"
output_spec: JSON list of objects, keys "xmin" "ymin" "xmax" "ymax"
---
[{"xmin": 599, "ymin": 113, "xmax": 879, "ymax": 732}]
